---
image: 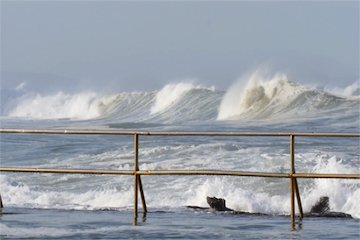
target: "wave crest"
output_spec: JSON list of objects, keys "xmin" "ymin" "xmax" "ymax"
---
[
  {"xmin": 217, "ymin": 71, "xmax": 354, "ymax": 120},
  {"xmin": 8, "ymin": 92, "xmax": 119, "ymax": 120},
  {"xmin": 3, "ymin": 75, "xmax": 358, "ymax": 123},
  {"xmin": 151, "ymin": 82, "xmax": 214, "ymax": 114}
]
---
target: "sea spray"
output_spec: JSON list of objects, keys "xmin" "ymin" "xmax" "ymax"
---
[
  {"xmin": 1, "ymin": 140, "xmax": 358, "ymax": 217},
  {"xmin": 327, "ymin": 81, "xmax": 360, "ymax": 98},
  {"xmin": 217, "ymin": 71, "xmax": 356, "ymax": 121},
  {"xmin": 150, "ymin": 82, "xmax": 215, "ymax": 114},
  {"xmin": 301, "ymin": 155, "xmax": 360, "ymax": 218},
  {"xmin": 7, "ymin": 92, "xmax": 119, "ymax": 120},
  {"xmin": 3, "ymin": 76, "xmax": 358, "ymax": 123},
  {"xmin": 217, "ymin": 71, "xmax": 306, "ymax": 120}
]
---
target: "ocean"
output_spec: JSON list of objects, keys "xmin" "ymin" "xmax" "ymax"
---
[{"xmin": 0, "ymin": 72, "xmax": 359, "ymax": 239}]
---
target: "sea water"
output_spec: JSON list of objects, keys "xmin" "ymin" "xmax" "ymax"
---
[{"xmin": 0, "ymin": 72, "xmax": 359, "ymax": 239}]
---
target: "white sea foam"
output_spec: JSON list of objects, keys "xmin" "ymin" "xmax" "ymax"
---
[
  {"xmin": 0, "ymin": 174, "xmax": 133, "ymax": 210},
  {"xmin": 217, "ymin": 71, "xmax": 305, "ymax": 120},
  {"xmin": 1, "ymin": 148, "xmax": 358, "ymax": 218},
  {"xmin": 217, "ymin": 71, "xmax": 356, "ymax": 120},
  {"xmin": 4, "ymin": 82, "xmax": 218, "ymax": 122},
  {"xmin": 150, "ymin": 82, "xmax": 214, "ymax": 114},
  {"xmin": 301, "ymin": 155, "xmax": 360, "ymax": 218},
  {"xmin": 7, "ymin": 92, "xmax": 119, "ymax": 120},
  {"xmin": 327, "ymin": 81, "xmax": 360, "ymax": 98},
  {"xmin": 3, "ymin": 76, "xmax": 358, "ymax": 123},
  {"xmin": 1, "ymin": 70, "xmax": 359, "ymax": 239}
]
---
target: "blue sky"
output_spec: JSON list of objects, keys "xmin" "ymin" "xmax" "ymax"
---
[{"xmin": 1, "ymin": 1, "xmax": 359, "ymax": 92}]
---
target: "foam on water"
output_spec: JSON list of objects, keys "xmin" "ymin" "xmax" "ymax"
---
[
  {"xmin": 4, "ymin": 72, "xmax": 358, "ymax": 124},
  {"xmin": 7, "ymin": 92, "xmax": 119, "ymax": 120},
  {"xmin": 328, "ymin": 81, "xmax": 360, "ymax": 98},
  {"xmin": 217, "ymin": 71, "xmax": 355, "ymax": 120},
  {"xmin": 1, "ymin": 70, "xmax": 359, "ymax": 239},
  {"xmin": 301, "ymin": 155, "xmax": 360, "ymax": 218},
  {"xmin": 1, "ymin": 147, "xmax": 358, "ymax": 218},
  {"xmin": 150, "ymin": 82, "xmax": 212, "ymax": 114}
]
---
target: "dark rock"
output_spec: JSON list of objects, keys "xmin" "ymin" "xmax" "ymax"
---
[
  {"xmin": 304, "ymin": 211, "xmax": 352, "ymax": 218},
  {"xmin": 187, "ymin": 195, "xmax": 353, "ymax": 219},
  {"xmin": 306, "ymin": 196, "xmax": 352, "ymax": 218},
  {"xmin": 206, "ymin": 196, "xmax": 233, "ymax": 211},
  {"xmin": 186, "ymin": 206, "xmax": 209, "ymax": 211},
  {"xmin": 310, "ymin": 196, "xmax": 330, "ymax": 214}
]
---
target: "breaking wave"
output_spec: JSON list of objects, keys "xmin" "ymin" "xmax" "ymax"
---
[
  {"xmin": 3, "ymin": 83, "xmax": 220, "ymax": 123},
  {"xmin": 151, "ymin": 82, "xmax": 214, "ymax": 114},
  {"xmin": 217, "ymin": 71, "xmax": 358, "ymax": 120},
  {"xmin": 2, "ymin": 73, "xmax": 359, "ymax": 123},
  {"xmin": 1, "ymin": 150, "xmax": 358, "ymax": 218},
  {"xmin": 328, "ymin": 81, "xmax": 360, "ymax": 97},
  {"xmin": 7, "ymin": 92, "xmax": 120, "ymax": 120}
]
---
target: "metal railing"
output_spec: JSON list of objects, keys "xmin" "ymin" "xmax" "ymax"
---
[{"xmin": 0, "ymin": 128, "xmax": 359, "ymax": 230}]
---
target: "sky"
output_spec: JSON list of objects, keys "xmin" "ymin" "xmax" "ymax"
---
[{"xmin": 1, "ymin": 1, "xmax": 359, "ymax": 93}]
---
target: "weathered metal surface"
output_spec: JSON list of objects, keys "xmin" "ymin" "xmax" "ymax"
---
[
  {"xmin": 0, "ymin": 167, "xmax": 133, "ymax": 175},
  {"xmin": 1, "ymin": 128, "xmax": 359, "ymax": 137}
]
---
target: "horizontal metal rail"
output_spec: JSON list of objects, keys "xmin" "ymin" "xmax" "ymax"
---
[
  {"xmin": 1, "ymin": 128, "xmax": 359, "ymax": 137},
  {"xmin": 137, "ymin": 170, "xmax": 289, "ymax": 178},
  {"xmin": 293, "ymin": 173, "xmax": 360, "ymax": 179},
  {"xmin": 0, "ymin": 128, "xmax": 359, "ymax": 231},
  {"xmin": 0, "ymin": 167, "xmax": 289, "ymax": 178},
  {"xmin": 0, "ymin": 167, "xmax": 133, "ymax": 175},
  {"xmin": 1, "ymin": 167, "xmax": 358, "ymax": 179}
]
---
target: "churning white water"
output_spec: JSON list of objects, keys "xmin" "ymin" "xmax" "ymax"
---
[{"xmin": 1, "ymin": 71, "xmax": 359, "ymax": 239}]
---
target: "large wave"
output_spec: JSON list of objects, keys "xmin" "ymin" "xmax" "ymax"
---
[
  {"xmin": 150, "ymin": 82, "xmax": 214, "ymax": 114},
  {"xmin": 217, "ymin": 71, "xmax": 358, "ymax": 120},
  {"xmin": 7, "ymin": 92, "xmax": 119, "ymax": 120},
  {"xmin": 3, "ymin": 82, "xmax": 220, "ymax": 123},
  {"xmin": 2, "ymin": 73, "xmax": 359, "ymax": 123}
]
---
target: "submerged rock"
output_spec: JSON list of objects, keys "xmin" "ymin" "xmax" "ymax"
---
[
  {"xmin": 310, "ymin": 196, "xmax": 330, "ymax": 214},
  {"xmin": 304, "ymin": 196, "xmax": 352, "ymax": 218},
  {"xmin": 187, "ymin": 195, "xmax": 353, "ymax": 218},
  {"xmin": 206, "ymin": 196, "xmax": 233, "ymax": 211}
]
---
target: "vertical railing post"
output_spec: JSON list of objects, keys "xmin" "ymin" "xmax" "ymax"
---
[
  {"xmin": 290, "ymin": 134, "xmax": 304, "ymax": 223},
  {"xmin": 290, "ymin": 134, "xmax": 295, "ymax": 230},
  {"xmin": 133, "ymin": 133, "xmax": 139, "ymax": 224},
  {"xmin": 294, "ymin": 178, "xmax": 303, "ymax": 219},
  {"xmin": 133, "ymin": 133, "xmax": 147, "ymax": 224},
  {"xmin": 0, "ymin": 193, "xmax": 3, "ymax": 209},
  {"xmin": 138, "ymin": 177, "xmax": 147, "ymax": 213}
]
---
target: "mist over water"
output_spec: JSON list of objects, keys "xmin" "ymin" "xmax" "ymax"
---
[
  {"xmin": 2, "ymin": 71, "xmax": 359, "ymax": 124},
  {"xmin": 1, "ymin": 70, "xmax": 359, "ymax": 239},
  {"xmin": 1, "ymin": 0, "xmax": 359, "ymax": 236}
]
